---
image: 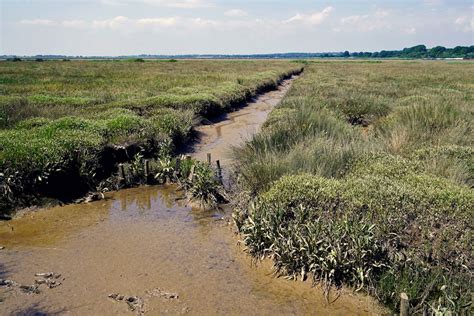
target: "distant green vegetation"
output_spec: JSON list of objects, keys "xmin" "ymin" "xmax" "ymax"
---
[
  {"xmin": 233, "ymin": 61, "xmax": 473, "ymax": 314},
  {"xmin": 4, "ymin": 44, "xmax": 473, "ymax": 60},
  {"xmin": 0, "ymin": 60, "xmax": 302, "ymax": 214},
  {"xmin": 350, "ymin": 44, "xmax": 474, "ymax": 59}
]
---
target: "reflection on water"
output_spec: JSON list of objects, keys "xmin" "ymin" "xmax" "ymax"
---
[
  {"xmin": 0, "ymin": 184, "xmax": 225, "ymax": 250},
  {"xmin": 0, "ymin": 197, "xmax": 110, "ymax": 248}
]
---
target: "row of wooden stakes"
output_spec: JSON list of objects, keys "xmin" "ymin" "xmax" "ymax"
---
[{"xmin": 117, "ymin": 153, "xmax": 223, "ymax": 185}]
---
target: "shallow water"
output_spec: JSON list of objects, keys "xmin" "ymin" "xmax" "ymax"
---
[
  {"xmin": 0, "ymin": 78, "xmax": 383, "ymax": 315},
  {"xmin": 190, "ymin": 77, "xmax": 293, "ymax": 167}
]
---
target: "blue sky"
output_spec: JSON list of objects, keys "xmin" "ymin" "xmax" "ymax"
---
[{"xmin": 1, "ymin": 0, "xmax": 473, "ymax": 55}]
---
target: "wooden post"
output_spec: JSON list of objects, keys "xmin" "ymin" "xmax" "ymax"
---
[
  {"xmin": 119, "ymin": 164, "xmax": 126, "ymax": 185},
  {"xmin": 174, "ymin": 157, "xmax": 181, "ymax": 178},
  {"xmin": 216, "ymin": 160, "xmax": 223, "ymax": 184},
  {"xmin": 144, "ymin": 160, "xmax": 150, "ymax": 183},
  {"xmin": 207, "ymin": 153, "xmax": 212, "ymax": 165},
  {"xmin": 188, "ymin": 165, "xmax": 195, "ymax": 182},
  {"xmin": 400, "ymin": 293, "xmax": 410, "ymax": 316}
]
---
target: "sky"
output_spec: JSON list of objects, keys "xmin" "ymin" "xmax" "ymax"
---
[{"xmin": 1, "ymin": 0, "xmax": 473, "ymax": 56}]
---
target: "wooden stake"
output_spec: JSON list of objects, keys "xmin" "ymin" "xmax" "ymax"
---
[
  {"xmin": 400, "ymin": 293, "xmax": 410, "ymax": 316},
  {"xmin": 119, "ymin": 164, "xmax": 126, "ymax": 185},
  {"xmin": 216, "ymin": 160, "xmax": 223, "ymax": 184},
  {"xmin": 207, "ymin": 153, "xmax": 212, "ymax": 165},
  {"xmin": 174, "ymin": 157, "xmax": 181, "ymax": 177},
  {"xmin": 188, "ymin": 165, "xmax": 195, "ymax": 182},
  {"xmin": 144, "ymin": 159, "xmax": 149, "ymax": 174}
]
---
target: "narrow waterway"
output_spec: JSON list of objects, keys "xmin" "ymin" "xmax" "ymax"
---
[
  {"xmin": 0, "ymin": 77, "xmax": 382, "ymax": 315},
  {"xmin": 190, "ymin": 78, "xmax": 293, "ymax": 167}
]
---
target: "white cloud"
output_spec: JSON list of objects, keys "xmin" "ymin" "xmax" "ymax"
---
[
  {"xmin": 454, "ymin": 17, "xmax": 466, "ymax": 25},
  {"xmin": 224, "ymin": 9, "xmax": 248, "ymax": 17},
  {"xmin": 375, "ymin": 9, "xmax": 389, "ymax": 18},
  {"xmin": 61, "ymin": 20, "xmax": 89, "ymax": 28},
  {"xmin": 18, "ymin": 15, "xmax": 226, "ymax": 31},
  {"xmin": 454, "ymin": 16, "xmax": 474, "ymax": 32},
  {"xmin": 284, "ymin": 7, "xmax": 334, "ymax": 25},
  {"xmin": 100, "ymin": 0, "xmax": 126, "ymax": 6},
  {"xmin": 339, "ymin": 8, "xmax": 391, "ymax": 32},
  {"xmin": 340, "ymin": 14, "xmax": 383, "ymax": 32},
  {"xmin": 423, "ymin": 0, "xmax": 443, "ymax": 6},
  {"xmin": 137, "ymin": 17, "xmax": 178, "ymax": 27},
  {"xmin": 341, "ymin": 15, "xmax": 369, "ymax": 25},
  {"xmin": 20, "ymin": 19, "xmax": 56, "ymax": 26},
  {"xmin": 100, "ymin": 0, "xmax": 213, "ymax": 8},
  {"xmin": 160, "ymin": 0, "xmax": 212, "ymax": 9},
  {"xmin": 91, "ymin": 16, "xmax": 133, "ymax": 29},
  {"xmin": 190, "ymin": 18, "xmax": 219, "ymax": 27}
]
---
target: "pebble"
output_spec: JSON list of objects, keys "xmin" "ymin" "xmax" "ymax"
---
[{"xmin": 0, "ymin": 279, "xmax": 16, "ymax": 287}]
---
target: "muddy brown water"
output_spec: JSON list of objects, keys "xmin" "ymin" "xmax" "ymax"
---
[{"xmin": 0, "ymin": 77, "xmax": 383, "ymax": 315}]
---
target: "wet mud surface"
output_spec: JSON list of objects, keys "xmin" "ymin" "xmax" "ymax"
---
[
  {"xmin": 0, "ymin": 77, "xmax": 383, "ymax": 315},
  {"xmin": 190, "ymin": 77, "xmax": 295, "ymax": 167}
]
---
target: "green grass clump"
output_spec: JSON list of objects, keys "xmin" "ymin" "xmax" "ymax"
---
[
  {"xmin": 234, "ymin": 97, "xmax": 364, "ymax": 193},
  {"xmin": 376, "ymin": 98, "xmax": 472, "ymax": 154},
  {"xmin": 411, "ymin": 145, "xmax": 474, "ymax": 187},
  {"xmin": 238, "ymin": 168, "xmax": 473, "ymax": 313}
]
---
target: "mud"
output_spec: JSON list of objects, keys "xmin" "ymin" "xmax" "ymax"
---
[
  {"xmin": 0, "ymin": 77, "xmax": 384, "ymax": 315},
  {"xmin": 190, "ymin": 77, "xmax": 295, "ymax": 168}
]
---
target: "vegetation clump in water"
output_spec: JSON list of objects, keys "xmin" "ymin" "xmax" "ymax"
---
[{"xmin": 118, "ymin": 154, "xmax": 226, "ymax": 208}]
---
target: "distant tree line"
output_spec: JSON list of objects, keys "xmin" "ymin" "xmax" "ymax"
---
[
  {"xmin": 2, "ymin": 45, "xmax": 473, "ymax": 60},
  {"xmin": 349, "ymin": 45, "xmax": 474, "ymax": 59}
]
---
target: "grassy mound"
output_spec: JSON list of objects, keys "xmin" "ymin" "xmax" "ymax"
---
[
  {"xmin": 233, "ymin": 61, "xmax": 473, "ymax": 313},
  {"xmin": 238, "ymin": 159, "xmax": 473, "ymax": 313}
]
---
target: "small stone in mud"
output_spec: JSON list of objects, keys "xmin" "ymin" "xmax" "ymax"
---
[
  {"xmin": 85, "ymin": 193, "xmax": 105, "ymax": 203},
  {"xmin": 181, "ymin": 306, "xmax": 191, "ymax": 314},
  {"xmin": 146, "ymin": 288, "xmax": 179, "ymax": 300},
  {"xmin": 109, "ymin": 293, "xmax": 123, "ymax": 300},
  {"xmin": 47, "ymin": 280, "xmax": 61, "ymax": 288},
  {"xmin": 108, "ymin": 293, "xmax": 144, "ymax": 314},
  {"xmin": 33, "ymin": 272, "xmax": 62, "ymax": 289},
  {"xmin": 0, "ymin": 279, "xmax": 16, "ymax": 287},
  {"xmin": 0, "ymin": 246, "xmax": 5, "ymax": 250},
  {"xmin": 34, "ymin": 272, "xmax": 61, "ymax": 279},
  {"xmin": 19, "ymin": 284, "xmax": 40, "ymax": 294}
]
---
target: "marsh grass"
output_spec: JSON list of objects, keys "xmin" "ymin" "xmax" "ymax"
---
[
  {"xmin": 233, "ymin": 61, "xmax": 473, "ymax": 313},
  {"xmin": 0, "ymin": 60, "xmax": 302, "ymax": 213}
]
